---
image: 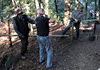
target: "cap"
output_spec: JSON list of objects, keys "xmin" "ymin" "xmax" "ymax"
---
[{"xmin": 79, "ymin": 5, "xmax": 84, "ymax": 9}]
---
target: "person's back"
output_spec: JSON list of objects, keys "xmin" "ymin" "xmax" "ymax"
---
[
  {"xmin": 35, "ymin": 16, "xmax": 49, "ymax": 36},
  {"xmin": 35, "ymin": 8, "xmax": 56, "ymax": 68}
]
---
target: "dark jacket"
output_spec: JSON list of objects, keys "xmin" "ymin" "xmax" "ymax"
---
[
  {"xmin": 13, "ymin": 15, "xmax": 35, "ymax": 36},
  {"xmin": 35, "ymin": 16, "xmax": 49, "ymax": 36}
]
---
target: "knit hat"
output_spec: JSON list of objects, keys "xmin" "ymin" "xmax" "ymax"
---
[
  {"xmin": 36, "ymin": 8, "xmax": 44, "ymax": 14},
  {"xmin": 15, "ymin": 7, "xmax": 24, "ymax": 15}
]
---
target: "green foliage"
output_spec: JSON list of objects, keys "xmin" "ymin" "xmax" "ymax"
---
[
  {"xmin": 0, "ymin": 0, "xmax": 100, "ymax": 24},
  {"xmin": 48, "ymin": 0, "xmax": 64, "ymax": 23}
]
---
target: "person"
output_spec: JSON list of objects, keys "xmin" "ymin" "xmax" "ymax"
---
[
  {"xmin": 13, "ymin": 7, "xmax": 35, "ymax": 59},
  {"xmin": 62, "ymin": 5, "xmax": 85, "ymax": 39},
  {"xmin": 88, "ymin": 10, "xmax": 93, "ymax": 19},
  {"xmin": 35, "ymin": 8, "xmax": 56, "ymax": 68}
]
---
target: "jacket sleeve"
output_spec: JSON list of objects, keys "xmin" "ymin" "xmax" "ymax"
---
[
  {"xmin": 26, "ymin": 15, "xmax": 35, "ymax": 24},
  {"xmin": 13, "ymin": 19, "xmax": 23, "ymax": 36}
]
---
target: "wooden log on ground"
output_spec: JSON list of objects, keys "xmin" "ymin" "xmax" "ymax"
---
[
  {"xmin": 5, "ymin": 20, "xmax": 12, "ymax": 47},
  {"xmin": 0, "ymin": 34, "xmax": 69, "ymax": 37}
]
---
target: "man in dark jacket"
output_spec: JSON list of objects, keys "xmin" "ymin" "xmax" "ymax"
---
[
  {"xmin": 13, "ymin": 7, "xmax": 35, "ymax": 59},
  {"xmin": 35, "ymin": 8, "xmax": 56, "ymax": 68}
]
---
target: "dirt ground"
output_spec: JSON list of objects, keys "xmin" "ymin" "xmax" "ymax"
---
[{"xmin": 0, "ymin": 23, "xmax": 100, "ymax": 70}]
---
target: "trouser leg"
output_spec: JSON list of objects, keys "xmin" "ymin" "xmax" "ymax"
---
[
  {"xmin": 20, "ymin": 35, "xmax": 28, "ymax": 56},
  {"xmin": 37, "ymin": 36, "xmax": 45, "ymax": 62},
  {"xmin": 39, "ymin": 44, "xmax": 45, "ymax": 62},
  {"xmin": 45, "ymin": 36, "xmax": 53, "ymax": 67},
  {"xmin": 62, "ymin": 18, "xmax": 75, "ymax": 35},
  {"xmin": 74, "ymin": 22, "xmax": 80, "ymax": 38}
]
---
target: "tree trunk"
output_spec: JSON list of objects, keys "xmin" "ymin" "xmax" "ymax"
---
[
  {"xmin": 1, "ymin": 0, "xmax": 3, "ymax": 22},
  {"xmin": 35, "ymin": 0, "xmax": 40, "ymax": 9},
  {"xmin": 5, "ymin": 20, "xmax": 12, "ymax": 48},
  {"xmin": 85, "ymin": 0, "xmax": 87, "ymax": 19},
  {"xmin": 97, "ymin": 0, "xmax": 100, "ymax": 19},
  {"xmin": 64, "ymin": 0, "xmax": 71, "ymax": 25},
  {"xmin": 34, "ymin": 0, "xmax": 37, "ymax": 18},
  {"xmin": 54, "ymin": 0, "xmax": 59, "ymax": 17},
  {"xmin": 75, "ymin": 0, "xmax": 79, "ymax": 10},
  {"xmin": 38, "ymin": 0, "xmax": 41, "ymax": 8},
  {"xmin": 12, "ymin": 0, "xmax": 17, "ymax": 8},
  {"xmin": 45, "ymin": 0, "xmax": 49, "ymax": 15},
  {"xmin": 95, "ymin": 0, "xmax": 97, "ymax": 19}
]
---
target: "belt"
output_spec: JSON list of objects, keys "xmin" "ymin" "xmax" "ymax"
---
[{"xmin": 38, "ymin": 35, "xmax": 48, "ymax": 37}]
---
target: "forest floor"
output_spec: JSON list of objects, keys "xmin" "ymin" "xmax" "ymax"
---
[{"xmin": 0, "ymin": 22, "xmax": 100, "ymax": 70}]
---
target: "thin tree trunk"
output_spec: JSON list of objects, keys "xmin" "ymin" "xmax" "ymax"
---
[
  {"xmin": 97, "ymin": 0, "xmax": 100, "ymax": 19},
  {"xmin": 12, "ymin": 0, "xmax": 17, "ymax": 8},
  {"xmin": 1, "ymin": 0, "xmax": 3, "ymax": 22},
  {"xmin": 54, "ymin": 0, "xmax": 59, "ymax": 17},
  {"xmin": 38, "ymin": 0, "xmax": 41, "ymax": 8},
  {"xmin": 75, "ymin": 0, "xmax": 79, "ymax": 10},
  {"xmin": 34, "ymin": 0, "xmax": 37, "ymax": 18},
  {"xmin": 45, "ymin": 0, "xmax": 49, "ymax": 15},
  {"xmin": 85, "ymin": 0, "xmax": 87, "ymax": 19},
  {"xmin": 18, "ymin": 0, "xmax": 21, "ymax": 7},
  {"xmin": 95, "ymin": 0, "xmax": 97, "ymax": 19},
  {"xmin": 64, "ymin": 0, "xmax": 71, "ymax": 25},
  {"xmin": 36, "ymin": 0, "xmax": 40, "ymax": 9}
]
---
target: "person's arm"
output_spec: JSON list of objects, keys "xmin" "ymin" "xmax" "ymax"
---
[
  {"xmin": 27, "ymin": 15, "xmax": 35, "ymax": 24},
  {"xmin": 13, "ymin": 20, "xmax": 23, "ymax": 36},
  {"xmin": 72, "ymin": 10, "xmax": 78, "ymax": 22}
]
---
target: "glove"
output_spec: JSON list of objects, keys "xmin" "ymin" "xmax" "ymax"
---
[
  {"xmin": 19, "ymin": 35, "xmax": 25, "ymax": 39},
  {"xmin": 75, "ymin": 19, "xmax": 78, "ymax": 22}
]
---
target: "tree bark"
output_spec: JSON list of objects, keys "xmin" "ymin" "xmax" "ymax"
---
[
  {"xmin": 5, "ymin": 20, "xmax": 12, "ymax": 48},
  {"xmin": 45, "ymin": 0, "xmax": 49, "ymax": 15},
  {"xmin": 54, "ymin": 0, "xmax": 59, "ymax": 17},
  {"xmin": 35, "ymin": 0, "xmax": 40, "ymax": 9},
  {"xmin": 95, "ymin": 0, "xmax": 97, "ymax": 19},
  {"xmin": 75, "ymin": 0, "xmax": 79, "ymax": 10},
  {"xmin": 1, "ymin": 0, "xmax": 3, "ymax": 22},
  {"xmin": 12, "ymin": 0, "xmax": 17, "ymax": 8},
  {"xmin": 85, "ymin": 0, "xmax": 87, "ymax": 19},
  {"xmin": 64, "ymin": 0, "xmax": 71, "ymax": 25}
]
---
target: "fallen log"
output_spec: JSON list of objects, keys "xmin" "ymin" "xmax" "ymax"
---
[{"xmin": 0, "ymin": 34, "xmax": 69, "ymax": 37}]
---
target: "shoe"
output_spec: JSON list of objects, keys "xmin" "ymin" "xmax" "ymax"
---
[
  {"xmin": 39, "ymin": 59, "xmax": 45, "ymax": 64},
  {"xmin": 47, "ymin": 65, "xmax": 56, "ymax": 68},
  {"xmin": 21, "ymin": 56, "xmax": 26, "ymax": 60},
  {"xmin": 74, "ymin": 37, "xmax": 78, "ymax": 40}
]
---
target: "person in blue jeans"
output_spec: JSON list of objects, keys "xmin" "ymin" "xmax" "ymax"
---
[
  {"xmin": 62, "ymin": 5, "xmax": 85, "ymax": 39},
  {"xmin": 35, "ymin": 8, "xmax": 55, "ymax": 68}
]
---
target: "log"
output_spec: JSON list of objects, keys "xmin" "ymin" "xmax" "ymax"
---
[
  {"xmin": 81, "ymin": 19, "xmax": 100, "ymax": 22},
  {"xmin": 0, "ymin": 34, "xmax": 69, "ymax": 37}
]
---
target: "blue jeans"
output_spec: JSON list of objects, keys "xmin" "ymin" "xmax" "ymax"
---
[
  {"xmin": 62, "ymin": 18, "xmax": 80, "ymax": 38},
  {"xmin": 37, "ymin": 35, "xmax": 53, "ymax": 67}
]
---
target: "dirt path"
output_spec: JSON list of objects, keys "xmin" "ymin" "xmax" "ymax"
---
[{"xmin": 0, "ymin": 23, "xmax": 100, "ymax": 70}]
